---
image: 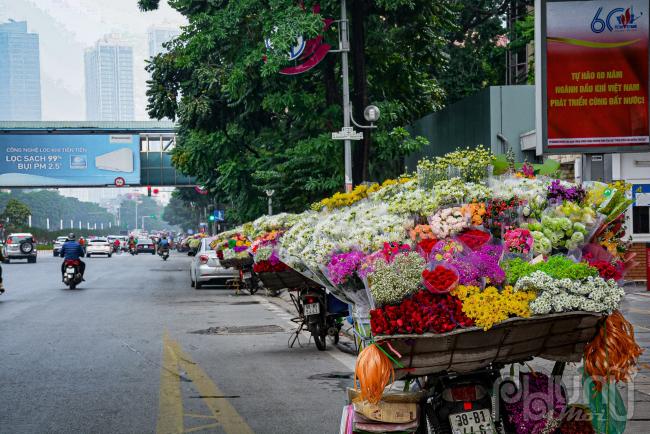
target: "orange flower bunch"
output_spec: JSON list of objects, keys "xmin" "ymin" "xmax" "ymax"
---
[
  {"xmin": 461, "ymin": 202, "xmax": 487, "ymax": 226},
  {"xmin": 409, "ymin": 224, "xmax": 435, "ymax": 242}
]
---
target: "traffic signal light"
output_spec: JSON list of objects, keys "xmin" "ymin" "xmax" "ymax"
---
[
  {"xmin": 153, "ymin": 188, "xmax": 159, "ymax": 195},
  {"xmin": 208, "ymin": 215, "xmax": 215, "ymax": 222}
]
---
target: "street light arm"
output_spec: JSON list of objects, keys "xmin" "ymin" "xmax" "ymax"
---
[{"xmin": 349, "ymin": 104, "xmax": 377, "ymax": 129}]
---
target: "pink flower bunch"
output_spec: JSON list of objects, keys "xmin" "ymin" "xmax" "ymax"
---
[
  {"xmin": 504, "ymin": 228, "xmax": 533, "ymax": 255},
  {"xmin": 326, "ymin": 251, "xmax": 366, "ymax": 285}
]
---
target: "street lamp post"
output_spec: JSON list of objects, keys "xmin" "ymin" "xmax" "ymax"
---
[
  {"xmin": 141, "ymin": 215, "xmax": 153, "ymax": 232},
  {"xmin": 331, "ymin": 0, "xmax": 379, "ymax": 192},
  {"xmin": 265, "ymin": 190, "xmax": 275, "ymax": 216},
  {"xmin": 340, "ymin": 0, "xmax": 352, "ymax": 193}
]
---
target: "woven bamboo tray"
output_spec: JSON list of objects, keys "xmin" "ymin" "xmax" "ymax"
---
[
  {"xmin": 257, "ymin": 268, "xmax": 322, "ymax": 290},
  {"xmin": 374, "ymin": 311, "xmax": 604, "ymax": 378},
  {"xmin": 219, "ymin": 256, "xmax": 254, "ymax": 269}
]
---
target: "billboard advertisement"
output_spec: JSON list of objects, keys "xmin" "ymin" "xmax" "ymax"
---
[
  {"xmin": 542, "ymin": 0, "xmax": 650, "ymax": 154},
  {"xmin": 0, "ymin": 134, "xmax": 141, "ymax": 186}
]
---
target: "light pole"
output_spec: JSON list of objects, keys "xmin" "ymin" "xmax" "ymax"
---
[
  {"xmin": 330, "ymin": 0, "xmax": 379, "ymax": 192},
  {"xmin": 141, "ymin": 215, "xmax": 153, "ymax": 232},
  {"xmin": 340, "ymin": 0, "xmax": 352, "ymax": 193},
  {"xmin": 265, "ymin": 190, "xmax": 275, "ymax": 216}
]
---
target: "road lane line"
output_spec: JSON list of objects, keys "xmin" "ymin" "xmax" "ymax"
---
[
  {"xmin": 167, "ymin": 337, "xmax": 254, "ymax": 434},
  {"xmin": 157, "ymin": 332, "xmax": 184, "ymax": 434}
]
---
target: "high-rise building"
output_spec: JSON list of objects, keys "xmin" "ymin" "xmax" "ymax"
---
[
  {"xmin": 147, "ymin": 27, "xmax": 180, "ymax": 58},
  {"xmin": 84, "ymin": 34, "xmax": 134, "ymax": 121},
  {"xmin": 0, "ymin": 20, "xmax": 42, "ymax": 121}
]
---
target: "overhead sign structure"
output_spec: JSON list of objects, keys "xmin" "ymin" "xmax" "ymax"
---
[
  {"xmin": 541, "ymin": 0, "xmax": 650, "ymax": 154},
  {"xmin": 0, "ymin": 134, "xmax": 140, "ymax": 187}
]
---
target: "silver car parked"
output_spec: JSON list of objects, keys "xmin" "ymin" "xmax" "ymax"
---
[{"xmin": 189, "ymin": 238, "xmax": 236, "ymax": 289}]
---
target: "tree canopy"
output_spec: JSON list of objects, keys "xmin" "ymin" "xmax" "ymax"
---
[{"xmin": 140, "ymin": 0, "xmax": 523, "ymax": 224}]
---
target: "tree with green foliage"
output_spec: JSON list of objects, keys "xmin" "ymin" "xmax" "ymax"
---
[
  {"xmin": 163, "ymin": 188, "xmax": 214, "ymax": 232},
  {"xmin": 0, "ymin": 190, "xmax": 116, "ymax": 230},
  {"xmin": 1, "ymin": 199, "xmax": 31, "ymax": 233},
  {"xmin": 138, "ymin": 0, "xmax": 522, "ymax": 223},
  {"xmin": 118, "ymin": 196, "xmax": 171, "ymax": 232}
]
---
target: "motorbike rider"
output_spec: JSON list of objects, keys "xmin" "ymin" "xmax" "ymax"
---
[
  {"xmin": 60, "ymin": 233, "xmax": 86, "ymax": 280},
  {"xmin": 112, "ymin": 238, "xmax": 120, "ymax": 253},
  {"xmin": 158, "ymin": 235, "xmax": 170, "ymax": 254},
  {"xmin": 128, "ymin": 235, "xmax": 136, "ymax": 252}
]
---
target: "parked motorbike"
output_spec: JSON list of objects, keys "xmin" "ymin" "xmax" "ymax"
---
[
  {"xmin": 239, "ymin": 265, "xmax": 259, "ymax": 295},
  {"xmin": 63, "ymin": 259, "xmax": 83, "ymax": 290},
  {"xmin": 299, "ymin": 288, "xmax": 348, "ymax": 351},
  {"xmin": 419, "ymin": 366, "xmax": 508, "ymax": 434}
]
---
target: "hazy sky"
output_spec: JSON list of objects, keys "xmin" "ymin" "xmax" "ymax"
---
[{"xmin": 0, "ymin": 0, "xmax": 186, "ymax": 121}]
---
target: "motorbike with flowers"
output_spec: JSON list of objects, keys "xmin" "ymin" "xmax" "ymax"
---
[{"xmin": 226, "ymin": 148, "xmax": 641, "ymax": 434}]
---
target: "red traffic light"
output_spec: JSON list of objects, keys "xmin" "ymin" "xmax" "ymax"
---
[{"xmin": 153, "ymin": 188, "xmax": 159, "ymax": 195}]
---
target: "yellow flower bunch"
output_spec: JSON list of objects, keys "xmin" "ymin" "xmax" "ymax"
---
[
  {"xmin": 451, "ymin": 285, "xmax": 537, "ymax": 330},
  {"xmin": 311, "ymin": 178, "xmax": 413, "ymax": 211}
]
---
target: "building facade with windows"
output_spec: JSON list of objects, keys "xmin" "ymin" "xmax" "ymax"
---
[
  {"xmin": 0, "ymin": 20, "xmax": 42, "ymax": 121},
  {"xmin": 147, "ymin": 27, "xmax": 180, "ymax": 58},
  {"xmin": 84, "ymin": 34, "xmax": 134, "ymax": 121}
]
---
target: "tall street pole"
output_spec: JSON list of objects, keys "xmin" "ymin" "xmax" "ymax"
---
[{"xmin": 340, "ymin": 0, "xmax": 352, "ymax": 192}]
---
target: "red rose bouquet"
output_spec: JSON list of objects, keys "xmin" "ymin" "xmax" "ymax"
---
[{"xmin": 422, "ymin": 263, "xmax": 459, "ymax": 294}]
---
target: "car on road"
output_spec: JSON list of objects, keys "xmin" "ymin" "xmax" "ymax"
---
[
  {"xmin": 190, "ymin": 237, "xmax": 237, "ymax": 289},
  {"xmin": 52, "ymin": 236, "xmax": 69, "ymax": 257},
  {"xmin": 136, "ymin": 239, "xmax": 156, "ymax": 255},
  {"xmin": 86, "ymin": 238, "xmax": 112, "ymax": 257},
  {"xmin": 2, "ymin": 233, "xmax": 38, "ymax": 263}
]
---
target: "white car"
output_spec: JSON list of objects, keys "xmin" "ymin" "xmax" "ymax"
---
[
  {"xmin": 86, "ymin": 238, "xmax": 112, "ymax": 257},
  {"xmin": 190, "ymin": 238, "xmax": 237, "ymax": 289},
  {"xmin": 53, "ymin": 236, "xmax": 68, "ymax": 257}
]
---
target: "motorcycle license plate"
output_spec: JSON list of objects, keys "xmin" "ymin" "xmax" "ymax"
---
[
  {"xmin": 243, "ymin": 272, "xmax": 252, "ymax": 279},
  {"xmin": 449, "ymin": 409, "xmax": 494, "ymax": 434},
  {"xmin": 304, "ymin": 303, "xmax": 320, "ymax": 316},
  {"xmin": 66, "ymin": 267, "xmax": 75, "ymax": 273}
]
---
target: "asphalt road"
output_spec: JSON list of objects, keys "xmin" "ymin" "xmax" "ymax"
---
[{"xmin": 0, "ymin": 252, "xmax": 356, "ymax": 434}]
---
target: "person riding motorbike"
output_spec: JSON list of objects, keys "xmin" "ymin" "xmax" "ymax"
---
[
  {"xmin": 128, "ymin": 236, "xmax": 136, "ymax": 252},
  {"xmin": 60, "ymin": 233, "xmax": 86, "ymax": 281},
  {"xmin": 158, "ymin": 235, "xmax": 170, "ymax": 251},
  {"xmin": 112, "ymin": 238, "xmax": 120, "ymax": 253},
  {"xmin": 0, "ymin": 244, "xmax": 5, "ymax": 294},
  {"xmin": 158, "ymin": 235, "xmax": 170, "ymax": 258}
]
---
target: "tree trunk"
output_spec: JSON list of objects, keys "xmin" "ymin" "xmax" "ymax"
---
[{"xmin": 350, "ymin": 0, "xmax": 370, "ymax": 184}]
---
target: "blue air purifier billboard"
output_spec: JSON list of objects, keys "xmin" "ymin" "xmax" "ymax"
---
[{"xmin": 0, "ymin": 134, "xmax": 141, "ymax": 186}]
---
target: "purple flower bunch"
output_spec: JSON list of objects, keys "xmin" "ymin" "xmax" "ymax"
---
[
  {"xmin": 446, "ymin": 243, "xmax": 505, "ymax": 286},
  {"xmin": 268, "ymin": 250, "xmax": 281, "ymax": 266},
  {"xmin": 547, "ymin": 179, "xmax": 586, "ymax": 203},
  {"xmin": 504, "ymin": 372, "xmax": 567, "ymax": 434},
  {"xmin": 326, "ymin": 251, "xmax": 366, "ymax": 285}
]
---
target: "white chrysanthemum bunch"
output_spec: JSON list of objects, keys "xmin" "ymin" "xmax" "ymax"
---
[
  {"xmin": 368, "ymin": 253, "xmax": 426, "ymax": 305},
  {"xmin": 514, "ymin": 271, "xmax": 623, "ymax": 315}
]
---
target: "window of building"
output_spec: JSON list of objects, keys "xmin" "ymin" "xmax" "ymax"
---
[{"xmin": 633, "ymin": 206, "xmax": 650, "ymax": 234}]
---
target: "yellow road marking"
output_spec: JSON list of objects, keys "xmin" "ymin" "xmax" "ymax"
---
[
  {"xmin": 157, "ymin": 332, "xmax": 254, "ymax": 434},
  {"xmin": 185, "ymin": 413, "xmax": 218, "ymax": 420},
  {"xmin": 157, "ymin": 332, "xmax": 184, "ymax": 434},
  {"xmin": 168, "ymin": 338, "xmax": 255, "ymax": 434},
  {"xmin": 184, "ymin": 423, "xmax": 221, "ymax": 433}
]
